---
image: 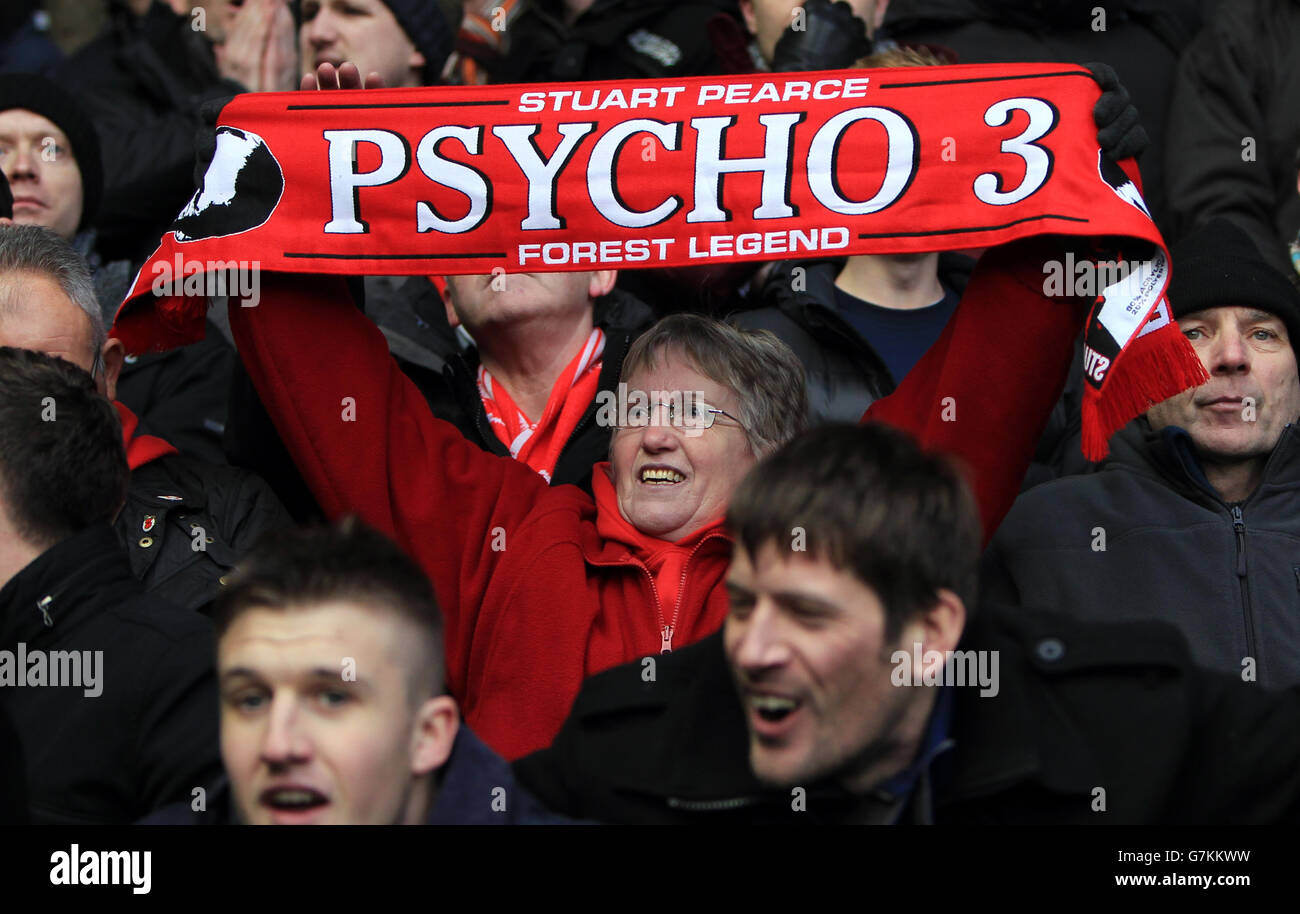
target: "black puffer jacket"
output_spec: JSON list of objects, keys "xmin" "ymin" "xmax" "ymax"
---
[
  {"xmin": 0, "ymin": 525, "xmax": 220, "ymax": 825},
  {"xmin": 118, "ymin": 450, "xmax": 294, "ymax": 615},
  {"xmin": 984, "ymin": 419, "xmax": 1300, "ymax": 688},
  {"xmin": 491, "ymin": 0, "xmax": 740, "ymax": 83},
  {"xmin": 418, "ymin": 290, "xmax": 656, "ymax": 491},
  {"xmin": 516, "ymin": 610, "xmax": 1300, "ymax": 824},
  {"xmin": 731, "ymin": 255, "xmax": 972, "ymax": 424},
  {"xmin": 1163, "ymin": 0, "xmax": 1300, "ymax": 275}
]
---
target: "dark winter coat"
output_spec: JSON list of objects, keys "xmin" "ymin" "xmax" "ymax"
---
[
  {"xmin": 515, "ymin": 608, "xmax": 1300, "ymax": 824},
  {"xmin": 984, "ymin": 419, "xmax": 1300, "ymax": 688},
  {"xmin": 491, "ymin": 0, "xmax": 739, "ymax": 84},
  {"xmin": 0, "ymin": 703, "xmax": 27, "ymax": 824},
  {"xmin": 883, "ymin": 0, "xmax": 1207, "ymax": 237},
  {"xmin": 54, "ymin": 2, "xmax": 243, "ymax": 261},
  {"xmin": 115, "ymin": 328, "xmax": 238, "ymax": 467},
  {"xmin": 0, "ymin": 525, "xmax": 221, "ymax": 825},
  {"xmin": 1163, "ymin": 0, "xmax": 1300, "ymax": 275},
  {"xmin": 118, "ymin": 450, "xmax": 294, "ymax": 615},
  {"xmin": 140, "ymin": 725, "xmax": 574, "ymax": 825},
  {"xmin": 731, "ymin": 255, "xmax": 972, "ymax": 423}
]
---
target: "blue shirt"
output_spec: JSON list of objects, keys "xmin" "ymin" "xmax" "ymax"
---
[
  {"xmin": 874, "ymin": 685, "xmax": 955, "ymax": 824},
  {"xmin": 834, "ymin": 285, "xmax": 960, "ymax": 384}
]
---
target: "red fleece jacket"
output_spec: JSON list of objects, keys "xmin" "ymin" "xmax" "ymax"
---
[{"xmin": 227, "ymin": 239, "xmax": 1086, "ymax": 759}]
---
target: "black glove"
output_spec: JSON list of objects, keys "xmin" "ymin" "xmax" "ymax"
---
[
  {"xmin": 193, "ymin": 95, "xmax": 236, "ymax": 189},
  {"xmin": 1086, "ymin": 62, "xmax": 1149, "ymax": 162},
  {"xmin": 770, "ymin": 0, "xmax": 873, "ymax": 73}
]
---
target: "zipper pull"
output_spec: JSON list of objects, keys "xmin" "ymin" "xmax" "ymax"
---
[
  {"xmin": 36, "ymin": 595, "xmax": 53, "ymax": 628},
  {"xmin": 660, "ymin": 625, "xmax": 674, "ymax": 654},
  {"xmin": 1232, "ymin": 506, "xmax": 1247, "ymax": 576}
]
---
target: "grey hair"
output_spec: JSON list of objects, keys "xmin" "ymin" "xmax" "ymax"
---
[
  {"xmin": 0, "ymin": 225, "xmax": 105, "ymax": 377},
  {"xmin": 621, "ymin": 313, "xmax": 809, "ymax": 457}
]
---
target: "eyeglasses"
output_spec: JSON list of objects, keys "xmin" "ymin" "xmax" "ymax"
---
[{"xmin": 614, "ymin": 397, "xmax": 746, "ymax": 433}]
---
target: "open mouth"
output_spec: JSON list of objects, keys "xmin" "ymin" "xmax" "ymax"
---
[
  {"xmin": 640, "ymin": 466, "xmax": 686, "ymax": 485},
  {"xmin": 749, "ymin": 694, "xmax": 800, "ymax": 725},
  {"xmin": 261, "ymin": 787, "xmax": 329, "ymax": 818}
]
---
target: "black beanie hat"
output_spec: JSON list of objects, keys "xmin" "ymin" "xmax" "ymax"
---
[
  {"xmin": 382, "ymin": 0, "xmax": 458, "ymax": 83},
  {"xmin": 1168, "ymin": 218, "xmax": 1300, "ymax": 351},
  {"xmin": 0, "ymin": 74, "xmax": 103, "ymax": 233},
  {"xmin": 0, "ymin": 168, "xmax": 12, "ymax": 220}
]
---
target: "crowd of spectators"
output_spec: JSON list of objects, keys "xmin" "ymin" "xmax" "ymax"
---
[{"xmin": 3, "ymin": 0, "xmax": 1300, "ymax": 826}]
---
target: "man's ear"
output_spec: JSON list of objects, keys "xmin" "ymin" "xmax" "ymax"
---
[
  {"xmin": 442, "ymin": 277, "xmax": 462, "ymax": 329},
  {"xmin": 100, "ymin": 338, "xmax": 126, "ymax": 402},
  {"xmin": 410, "ymin": 694, "xmax": 459, "ymax": 777},
  {"xmin": 739, "ymin": 0, "xmax": 757, "ymax": 35},
  {"xmin": 901, "ymin": 588, "xmax": 967, "ymax": 681},
  {"xmin": 588, "ymin": 270, "xmax": 618, "ymax": 299},
  {"xmin": 408, "ymin": 50, "xmax": 427, "ymax": 87},
  {"xmin": 926, "ymin": 588, "xmax": 966, "ymax": 654},
  {"xmin": 872, "ymin": 0, "xmax": 891, "ymax": 33}
]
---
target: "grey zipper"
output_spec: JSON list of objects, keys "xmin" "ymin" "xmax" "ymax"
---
[
  {"xmin": 1231, "ymin": 505, "xmax": 1257, "ymax": 663},
  {"xmin": 667, "ymin": 795, "xmax": 760, "ymax": 812},
  {"xmin": 36, "ymin": 595, "xmax": 53, "ymax": 627}
]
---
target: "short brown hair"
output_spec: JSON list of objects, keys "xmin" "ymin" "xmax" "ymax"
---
[
  {"xmin": 213, "ymin": 517, "xmax": 447, "ymax": 698},
  {"xmin": 0, "ymin": 346, "xmax": 126, "ymax": 549},
  {"xmin": 727, "ymin": 423, "xmax": 980, "ymax": 638}
]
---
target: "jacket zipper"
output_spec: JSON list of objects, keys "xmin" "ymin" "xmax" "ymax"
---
[
  {"xmin": 626, "ymin": 533, "xmax": 724, "ymax": 654},
  {"xmin": 661, "ymin": 535, "xmax": 724, "ymax": 653},
  {"xmin": 1231, "ymin": 505, "xmax": 1257, "ymax": 663},
  {"xmin": 36, "ymin": 595, "xmax": 53, "ymax": 627},
  {"xmin": 630, "ymin": 563, "xmax": 670, "ymax": 653},
  {"xmin": 666, "ymin": 795, "xmax": 760, "ymax": 811}
]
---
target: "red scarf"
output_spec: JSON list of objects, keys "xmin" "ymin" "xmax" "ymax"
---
[
  {"xmin": 592, "ymin": 463, "xmax": 727, "ymax": 645},
  {"xmin": 478, "ymin": 327, "xmax": 605, "ymax": 481},
  {"xmin": 114, "ymin": 64, "xmax": 1206, "ymax": 459},
  {"xmin": 114, "ymin": 400, "xmax": 178, "ymax": 469}
]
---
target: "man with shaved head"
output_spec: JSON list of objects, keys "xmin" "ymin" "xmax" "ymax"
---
[{"xmin": 142, "ymin": 519, "xmax": 570, "ymax": 825}]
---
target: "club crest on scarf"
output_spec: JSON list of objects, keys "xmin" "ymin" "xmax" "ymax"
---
[{"xmin": 173, "ymin": 126, "xmax": 285, "ymax": 243}]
